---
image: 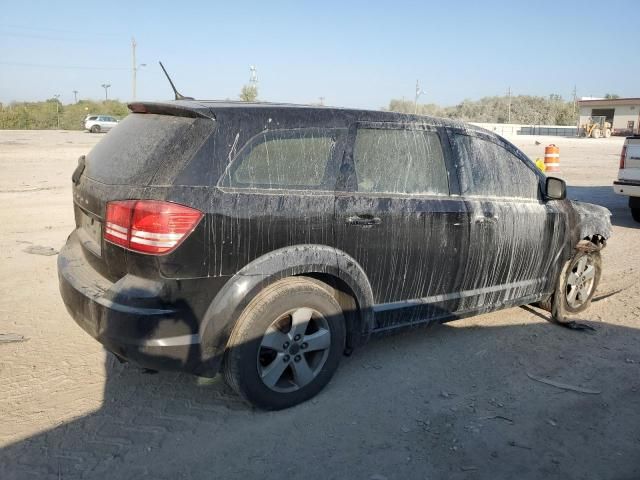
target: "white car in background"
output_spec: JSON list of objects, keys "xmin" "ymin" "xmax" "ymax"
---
[
  {"xmin": 613, "ymin": 135, "xmax": 640, "ymax": 222},
  {"xmin": 84, "ymin": 115, "xmax": 118, "ymax": 133}
]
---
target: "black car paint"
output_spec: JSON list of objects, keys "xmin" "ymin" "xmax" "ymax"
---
[{"xmin": 58, "ymin": 100, "xmax": 612, "ymax": 377}]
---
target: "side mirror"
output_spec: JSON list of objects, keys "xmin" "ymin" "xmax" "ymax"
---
[{"xmin": 545, "ymin": 176, "xmax": 566, "ymax": 200}]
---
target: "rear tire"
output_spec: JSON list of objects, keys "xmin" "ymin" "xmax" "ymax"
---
[
  {"xmin": 631, "ymin": 207, "xmax": 640, "ymax": 223},
  {"xmin": 543, "ymin": 250, "xmax": 602, "ymax": 323},
  {"xmin": 224, "ymin": 277, "xmax": 346, "ymax": 410},
  {"xmin": 604, "ymin": 128, "xmax": 612, "ymax": 138},
  {"xmin": 90, "ymin": 125, "xmax": 101, "ymax": 133}
]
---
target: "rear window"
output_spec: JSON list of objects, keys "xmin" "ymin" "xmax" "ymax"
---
[
  {"xmin": 223, "ymin": 128, "xmax": 344, "ymax": 190},
  {"xmin": 84, "ymin": 113, "xmax": 212, "ymax": 185}
]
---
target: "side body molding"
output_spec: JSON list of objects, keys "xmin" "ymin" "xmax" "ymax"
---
[{"xmin": 197, "ymin": 244, "xmax": 375, "ymax": 375}]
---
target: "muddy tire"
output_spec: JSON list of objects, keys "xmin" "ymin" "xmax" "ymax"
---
[
  {"xmin": 223, "ymin": 277, "xmax": 346, "ymax": 410},
  {"xmin": 542, "ymin": 251, "xmax": 602, "ymax": 323}
]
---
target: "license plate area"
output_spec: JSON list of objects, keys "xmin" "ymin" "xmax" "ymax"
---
[{"xmin": 79, "ymin": 210, "xmax": 102, "ymax": 257}]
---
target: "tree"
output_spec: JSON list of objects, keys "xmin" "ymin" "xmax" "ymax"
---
[
  {"xmin": 386, "ymin": 94, "xmax": 578, "ymax": 126},
  {"xmin": 604, "ymin": 93, "xmax": 620, "ymax": 99},
  {"xmin": 239, "ymin": 85, "xmax": 258, "ymax": 102}
]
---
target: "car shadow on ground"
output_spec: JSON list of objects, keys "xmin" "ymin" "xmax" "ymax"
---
[
  {"xmin": 567, "ymin": 185, "xmax": 636, "ymax": 228},
  {"xmin": 2, "ymin": 304, "xmax": 639, "ymax": 480}
]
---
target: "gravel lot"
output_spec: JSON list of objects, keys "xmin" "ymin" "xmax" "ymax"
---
[{"xmin": 1, "ymin": 130, "xmax": 639, "ymax": 479}]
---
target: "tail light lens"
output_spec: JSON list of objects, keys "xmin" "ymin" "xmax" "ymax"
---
[
  {"xmin": 105, "ymin": 200, "xmax": 203, "ymax": 255},
  {"xmin": 620, "ymin": 145, "xmax": 627, "ymax": 169}
]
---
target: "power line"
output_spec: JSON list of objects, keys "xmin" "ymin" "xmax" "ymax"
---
[
  {"xmin": 0, "ymin": 31, "xmax": 101, "ymax": 43},
  {"xmin": 0, "ymin": 24, "xmax": 121, "ymax": 38},
  {"xmin": 0, "ymin": 61, "xmax": 128, "ymax": 71}
]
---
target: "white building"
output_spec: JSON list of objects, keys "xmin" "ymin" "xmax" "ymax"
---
[{"xmin": 578, "ymin": 97, "xmax": 640, "ymax": 136}]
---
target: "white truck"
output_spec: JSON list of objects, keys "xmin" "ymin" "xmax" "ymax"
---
[{"xmin": 613, "ymin": 136, "xmax": 640, "ymax": 222}]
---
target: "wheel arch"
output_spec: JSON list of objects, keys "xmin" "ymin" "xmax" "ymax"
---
[
  {"xmin": 576, "ymin": 234, "xmax": 606, "ymax": 252},
  {"xmin": 197, "ymin": 245, "xmax": 375, "ymax": 375}
]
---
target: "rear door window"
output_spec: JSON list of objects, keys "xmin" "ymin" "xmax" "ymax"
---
[
  {"xmin": 224, "ymin": 128, "xmax": 345, "ymax": 190},
  {"xmin": 452, "ymin": 133, "xmax": 540, "ymax": 199},
  {"xmin": 353, "ymin": 127, "xmax": 449, "ymax": 195}
]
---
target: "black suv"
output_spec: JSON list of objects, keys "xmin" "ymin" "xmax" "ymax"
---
[{"xmin": 59, "ymin": 101, "xmax": 611, "ymax": 409}]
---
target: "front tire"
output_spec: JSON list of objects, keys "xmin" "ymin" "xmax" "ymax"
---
[
  {"xmin": 631, "ymin": 207, "xmax": 640, "ymax": 223},
  {"xmin": 544, "ymin": 251, "xmax": 602, "ymax": 323},
  {"xmin": 224, "ymin": 277, "xmax": 346, "ymax": 410}
]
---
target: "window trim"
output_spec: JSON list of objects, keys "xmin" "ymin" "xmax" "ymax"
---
[
  {"xmin": 338, "ymin": 121, "xmax": 453, "ymax": 197},
  {"xmin": 218, "ymin": 127, "xmax": 347, "ymax": 192}
]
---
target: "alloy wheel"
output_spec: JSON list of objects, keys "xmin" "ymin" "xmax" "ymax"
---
[
  {"xmin": 565, "ymin": 255, "xmax": 596, "ymax": 309},
  {"xmin": 257, "ymin": 307, "xmax": 331, "ymax": 393}
]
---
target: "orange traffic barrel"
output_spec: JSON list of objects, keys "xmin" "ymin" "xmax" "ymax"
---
[{"xmin": 544, "ymin": 144, "xmax": 560, "ymax": 173}]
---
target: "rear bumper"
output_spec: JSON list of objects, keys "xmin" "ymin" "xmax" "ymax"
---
[
  {"xmin": 613, "ymin": 180, "xmax": 640, "ymax": 197},
  {"xmin": 58, "ymin": 232, "xmax": 211, "ymax": 374}
]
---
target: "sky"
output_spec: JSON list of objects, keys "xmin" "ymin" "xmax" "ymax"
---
[{"xmin": 0, "ymin": 0, "xmax": 637, "ymax": 109}]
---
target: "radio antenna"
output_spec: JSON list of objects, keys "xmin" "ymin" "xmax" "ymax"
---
[{"xmin": 158, "ymin": 61, "xmax": 194, "ymax": 100}]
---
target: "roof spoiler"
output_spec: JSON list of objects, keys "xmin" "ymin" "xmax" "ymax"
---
[{"xmin": 128, "ymin": 102, "xmax": 215, "ymax": 120}]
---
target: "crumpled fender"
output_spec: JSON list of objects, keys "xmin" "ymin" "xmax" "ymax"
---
[
  {"xmin": 569, "ymin": 200, "xmax": 612, "ymax": 242},
  {"xmin": 197, "ymin": 244, "xmax": 375, "ymax": 374}
]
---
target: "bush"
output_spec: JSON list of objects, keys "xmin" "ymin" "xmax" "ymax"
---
[{"xmin": 0, "ymin": 99, "xmax": 130, "ymax": 130}]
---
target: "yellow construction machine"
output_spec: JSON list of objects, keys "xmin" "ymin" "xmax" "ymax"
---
[{"xmin": 581, "ymin": 116, "xmax": 612, "ymax": 138}]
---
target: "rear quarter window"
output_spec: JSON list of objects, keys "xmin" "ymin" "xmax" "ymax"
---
[{"xmin": 223, "ymin": 128, "xmax": 345, "ymax": 190}]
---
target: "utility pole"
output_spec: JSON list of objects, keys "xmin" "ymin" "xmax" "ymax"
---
[
  {"xmin": 414, "ymin": 80, "xmax": 424, "ymax": 114},
  {"xmin": 132, "ymin": 37, "xmax": 137, "ymax": 100},
  {"xmin": 131, "ymin": 37, "xmax": 146, "ymax": 100},
  {"xmin": 507, "ymin": 86, "xmax": 512, "ymax": 123},
  {"xmin": 101, "ymin": 83, "xmax": 111, "ymax": 101},
  {"xmin": 319, "ymin": 96, "xmax": 325, "ymax": 106},
  {"xmin": 249, "ymin": 65, "xmax": 258, "ymax": 88},
  {"xmin": 53, "ymin": 94, "xmax": 61, "ymax": 129},
  {"xmin": 572, "ymin": 85, "xmax": 577, "ymax": 115},
  {"xmin": 72, "ymin": 90, "xmax": 78, "ymax": 103}
]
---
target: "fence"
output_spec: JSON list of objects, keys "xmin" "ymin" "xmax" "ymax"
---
[{"xmin": 470, "ymin": 122, "xmax": 578, "ymax": 137}]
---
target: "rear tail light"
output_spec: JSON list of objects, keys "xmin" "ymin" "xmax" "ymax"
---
[
  {"xmin": 620, "ymin": 145, "xmax": 627, "ymax": 169},
  {"xmin": 105, "ymin": 200, "xmax": 203, "ymax": 255}
]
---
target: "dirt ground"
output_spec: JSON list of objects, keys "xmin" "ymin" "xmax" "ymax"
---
[{"xmin": 0, "ymin": 130, "xmax": 638, "ymax": 479}]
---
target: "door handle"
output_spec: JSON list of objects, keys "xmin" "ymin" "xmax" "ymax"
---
[
  {"xmin": 474, "ymin": 215, "xmax": 498, "ymax": 225},
  {"xmin": 345, "ymin": 215, "xmax": 382, "ymax": 226}
]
